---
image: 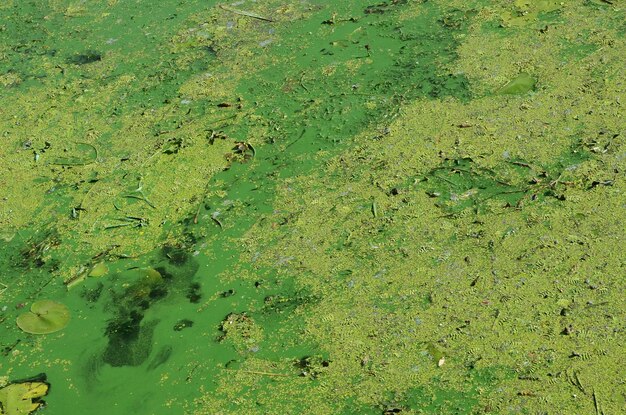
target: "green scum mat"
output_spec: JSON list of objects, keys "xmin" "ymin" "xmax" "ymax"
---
[{"xmin": 1, "ymin": 0, "xmax": 624, "ymax": 414}]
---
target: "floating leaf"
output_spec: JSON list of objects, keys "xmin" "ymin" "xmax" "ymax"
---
[
  {"xmin": 0, "ymin": 381, "xmax": 49, "ymax": 415},
  {"xmin": 498, "ymin": 73, "xmax": 536, "ymax": 95},
  {"xmin": 16, "ymin": 300, "xmax": 70, "ymax": 335},
  {"xmin": 88, "ymin": 262, "xmax": 109, "ymax": 278},
  {"xmin": 138, "ymin": 267, "xmax": 163, "ymax": 283},
  {"xmin": 0, "ymin": 230, "xmax": 16, "ymax": 242},
  {"xmin": 51, "ymin": 142, "xmax": 98, "ymax": 165},
  {"xmin": 425, "ymin": 342, "xmax": 445, "ymax": 363}
]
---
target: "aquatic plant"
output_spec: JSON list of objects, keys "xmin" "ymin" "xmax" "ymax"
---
[
  {"xmin": 15, "ymin": 300, "xmax": 70, "ymax": 335},
  {"xmin": 498, "ymin": 73, "xmax": 536, "ymax": 95}
]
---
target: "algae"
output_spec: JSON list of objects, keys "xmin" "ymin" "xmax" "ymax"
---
[
  {"xmin": 1, "ymin": 0, "xmax": 625, "ymax": 414},
  {"xmin": 210, "ymin": 2, "xmax": 625, "ymax": 413}
]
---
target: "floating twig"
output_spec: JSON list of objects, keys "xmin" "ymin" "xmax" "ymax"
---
[
  {"xmin": 491, "ymin": 308, "xmax": 501, "ymax": 329},
  {"xmin": 186, "ymin": 363, "xmax": 201, "ymax": 383},
  {"xmin": 123, "ymin": 178, "xmax": 156, "ymax": 208},
  {"xmin": 226, "ymin": 369, "xmax": 291, "ymax": 377},
  {"xmin": 29, "ymin": 275, "xmax": 56, "ymax": 299},
  {"xmin": 1, "ymin": 339, "xmax": 20, "ymax": 356},
  {"xmin": 592, "ymin": 389, "xmax": 602, "ymax": 415},
  {"xmin": 193, "ymin": 203, "xmax": 202, "ymax": 224},
  {"xmin": 285, "ymin": 128, "xmax": 307, "ymax": 150},
  {"xmin": 51, "ymin": 142, "xmax": 98, "ymax": 166},
  {"xmin": 507, "ymin": 160, "xmax": 533, "ymax": 169},
  {"xmin": 219, "ymin": 5, "xmax": 274, "ymax": 22},
  {"xmin": 585, "ymin": 301, "xmax": 609, "ymax": 308},
  {"xmin": 431, "ymin": 173, "xmax": 457, "ymax": 186},
  {"xmin": 211, "ymin": 215, "xmax": 223, "ymax": 230},
  {"xmin": 299, "ymin": 73, "xmax": 309, "ymax": 92},
  {"xmin": 104, "ymin": 216, "xmax": 148, "ymax": 230},
  {"xmin": 104, "ymin": 223, "xmax": 132, "ymax": 230},
  {"xmin": 64, "ymin": 271, "xmax": 87, "ymax": 289},
  {"xmin": 569, "ymin": 370, "xmax": 587, "ymax": 394},
  {"xmin": 124, "ymin": 192, "xmax": 156, "ymax": 209},
  {"xmin": 70, "ymin": 206, "xmax": 84, "ymax": 219},
  {"xmin": 248, "ymin": 142, "xmax": 256, "ymax": 157}
]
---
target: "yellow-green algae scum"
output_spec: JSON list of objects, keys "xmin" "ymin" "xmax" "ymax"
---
[{"xmin": 0, "ymin": 0, "xmax": 624, "ymax": 414}]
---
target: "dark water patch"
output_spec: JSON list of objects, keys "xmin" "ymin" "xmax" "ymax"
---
[
  {"xmin": 161, "ymin": 244, "xmax": 191, "ymax": 266},
  {"xmin": 339, "ymin": 400, "xmax": 380, "ymax": 415},
  {"xmin": 17, "ymin": 229, "xmax": 61, "ymax": 270},
  {"xmin": 146, "ymin": 345, "xmax": 173, "ymax": 370},
  {"xmin": 220, "ymin": 288, "xmax": 235, "ymax": 298},
  {"xmin": 364, "ymin": 0, "xmax": 409, "ymax": 15},
  {"xmin": 294, "ymin": 354, "xmax": 331, "ymax": 379},
  {"xmin": 152, "ymin": 266, "xmax": 175, "ymax": 282},
  {"xmin": 103, "ymin": 317, "xmax": 158, "ymax": 367},
  {"xmin": 173, "ymin": 319, "xmax": 193, "ymax": 331},
  {"xmin": 408, "ymin": 140, "xmax": 597, "ymax": 215},
  {"xmin": 421, "ymin": 157, "xmax": 528, "ymax": 214},
  {"xmin": 186, "ymin": 282, "xmax": 202, "ymax": 303},
  {"xmin": 439, "ymin": 8, "xmax": 479, "ymax": 31},
  {"xmin": 262, "ymin": 291, "xmax": 319, "ymax": 314},
  {"xmin": 100, "ymin": 254, "xmax": 200, "ymax": 367},
  {"xmin": 67, "ymin": 50, "xmax": 103, "ymax": 65},
  {"xmin": 80, "ymin": 281, "xmax": 104, "ymax": 303}
]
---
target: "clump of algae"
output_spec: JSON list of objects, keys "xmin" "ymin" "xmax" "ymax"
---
[
  {"xmin": 195, "ymin": 2, "xmax": 625, "ymax": 413},
  {"xmin": 0, "ymin": 0, "xmax": 290, "ymax": 277},
  {"xmin": 1, "ymin": 1, "xmax": 624, "ymax": 413}
]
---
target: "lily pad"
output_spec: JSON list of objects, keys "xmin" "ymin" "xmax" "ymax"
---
[
  {"xmin": 16, "ymin": 300, "xmax": 70, "ymax": 335},
  {"xmin": 0, "ymin": 381, "xmax": 49, "ymax": 415},
  {"xmin": 143, "ymin": 267, "xmax": 162, "ymax": 281}
]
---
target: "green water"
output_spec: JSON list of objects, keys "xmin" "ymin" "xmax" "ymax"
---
[{"xmin": 1, "ymin": 1, "xmax": 625, "ymax": 414}]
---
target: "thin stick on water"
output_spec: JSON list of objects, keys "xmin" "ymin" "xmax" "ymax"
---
[
  {"xmin": 225, "ymin": 369, "xmax": 291, "ymax": 377},
  {"xmin": 219, "ymin": 5, "xmax": 274, "ymax": 22}
]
